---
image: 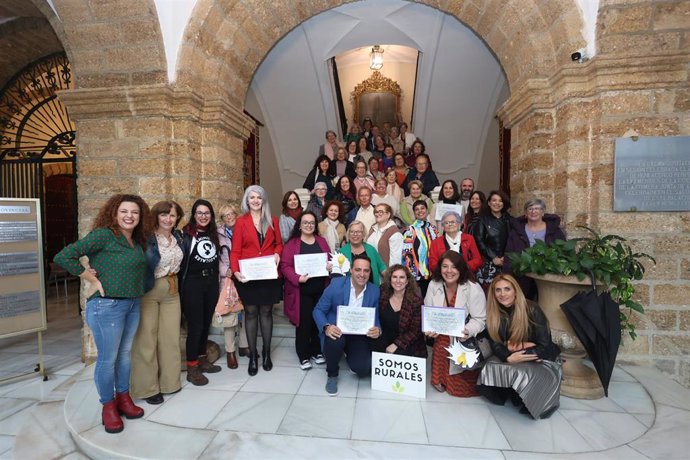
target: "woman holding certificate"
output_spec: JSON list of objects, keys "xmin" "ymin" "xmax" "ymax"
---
[
  {"xmin": 477, "ymin": 275, "xmax": 561, "ymax": 419},
  {"xmin": 231, "ymin": 185, "xmax": 284, "ymax": 376},
  {"xmin": 425, "ymin": 250, "xmax": 487, "ymax": 397},
  {"xmin": 280, "ymin": 211, "xmax": 331, "ymax": 369},
  {"xmin": 374, "ymin": 265, "xmax": 427, "ymax": 357}
]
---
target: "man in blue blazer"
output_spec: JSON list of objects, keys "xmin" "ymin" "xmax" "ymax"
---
[{"xmin": 313, "ymin": 254, "xmax": 381, "ymax": 396}]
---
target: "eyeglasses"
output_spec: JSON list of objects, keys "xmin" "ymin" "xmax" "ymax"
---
[
  {"xmin": 527, "ymin": 207, "xmax": 544, "ymax": 213},
  {"xmin": 443, "ymin": 220, "xmax": 459, "ymax": 226},
  {"xmin": 315, "ymin": 188, "xmax": 327, "ymax": 192},
  {"xmin": 374, "ymin": 210, "xmax": 388, "ymax": 215},
  {"xmin": 195, "ymin": 212, "xmax": 211, "ymax": 217},
  {"xmin": 350, "ymin": 231, "xmax": 363, "ymax": 235},
  {"xmin": 301, "ymin": 221, "xmax": 316, "ymax": 227}
]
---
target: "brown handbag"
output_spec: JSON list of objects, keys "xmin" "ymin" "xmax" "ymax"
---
[{"xmin": 215, "ymin": 277, "xmax": 244, "ymax": 315}]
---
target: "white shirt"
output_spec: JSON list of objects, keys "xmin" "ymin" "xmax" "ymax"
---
[
  {"xmin": 371, "ymin": 193, "xmax": 400, "ymax": 216},
  {"xmin": 460, "ymin": 199, "xmax": 470, "ymax": 215},
  {"xmin": 356, "ymin": 205, "xmax": 376, "ymax": 234},
  {"xmin": 367, "ymin": 220, "xmax": 404, "ymax": 267},
  {"xmin": 348, "ymin": 279, "xmax": 367, "ymax": 308}
]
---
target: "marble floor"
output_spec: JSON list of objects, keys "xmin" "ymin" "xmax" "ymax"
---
[{"xmin": 2, "ymin": 283, "xmax": 690, "ymax": 459}]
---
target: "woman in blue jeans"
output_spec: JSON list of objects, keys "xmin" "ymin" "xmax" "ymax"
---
[{"xmin": 54, "ymin": 194, "xmax": 150, "ymax": 434}]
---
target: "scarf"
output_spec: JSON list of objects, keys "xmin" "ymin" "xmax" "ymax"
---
[
  {"xmin": 445, "ymin": 231, "xmax": 461, "ymax": 253},
  {"xmin": 324, "ymin": 142, "xmax": 338, "ymax": 160},
  {"xmin": 224, "ymin": 225, "xmax": 234, "ymax": 240},
  {"xmin": 324, "ymin": 218, "xmax": 340, "ymax": 252},
  {"xmin": 286, "ymin": 207, "xmax": 302, "ymax": 222}
]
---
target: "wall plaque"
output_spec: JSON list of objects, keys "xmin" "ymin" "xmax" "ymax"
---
[
  {"xmin": 0, "ymin": 252, "xmax": 39, "ymax": 276},
  {"xmin": 614, "ymin": 136, "xmax": 690, "ymax": 212},
  {"xmin": 0, "ymin": 222, "xmax": 38, "ymax": 242}
]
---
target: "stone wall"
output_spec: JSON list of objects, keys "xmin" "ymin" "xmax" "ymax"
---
[{"xmin": 48, "ymin": 0, "xmax": 690, "ymax": 384}]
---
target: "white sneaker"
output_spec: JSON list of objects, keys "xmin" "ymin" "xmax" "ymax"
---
[
  {"xmin": 300, "ymin": 359, "xmax": 312, "ymax": 370},
  {"xmin": 312, "ymin": 354, "xmax": 326, "ymax": 365}
]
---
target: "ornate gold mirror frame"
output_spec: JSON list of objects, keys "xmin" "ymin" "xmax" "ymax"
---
[{"xmin": 351, "ymin": 71, "xmax": 402, "ymax": 126}]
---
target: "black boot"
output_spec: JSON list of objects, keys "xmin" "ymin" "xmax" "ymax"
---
[
  {"xmin": 248, "ymin": 352, "xmax": 258, "ymax": 376},
  {"xmin": 262, "ymin": 349, "xmax": 273, "ymax": 371}
]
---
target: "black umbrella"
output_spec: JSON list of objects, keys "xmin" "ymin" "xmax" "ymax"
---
[{"xmin": 560, "ymin": 284, "xmax": 621, "ymax": 397}]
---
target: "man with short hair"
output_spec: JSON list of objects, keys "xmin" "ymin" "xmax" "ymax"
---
[
  {"xmin": 346, "ymin": 186, "xmax": 376, "ymax": 233},
  {"xmin": 460, "ymin": 178, "xmax": 475, "ymax": 214},
  {"xmin": 403, "ymin": 153, "xmax": 440, "ymax": 195},
  {"xmin": 313, "ymin": 255, "xmax": 381, "ymax": 396}
]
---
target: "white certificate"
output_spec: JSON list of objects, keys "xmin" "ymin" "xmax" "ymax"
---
[
  {"xmin": 294, "ymin": 252, "xmax": 329, "ymax": 277},
  {"xmin": 336, "ymin": 305, "xmax": 376, "ymax": 335},
  {"xmin": 435, "ymin": 202, "xmax": 464, "ymax": 221},
  {"xmin": 239, "ymin": 255, "xmax": 278, "ymax": 281},
  {"xmin": 422, "ymin": 305, "xmax": 466, "ymax": 337}
]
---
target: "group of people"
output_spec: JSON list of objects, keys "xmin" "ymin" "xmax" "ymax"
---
[{"xmin": 54, "ymin": 163, "xmax": 566, "ymax": 433}]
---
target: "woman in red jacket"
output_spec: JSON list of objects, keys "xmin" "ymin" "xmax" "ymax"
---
[
  {"xmin": 429, "ymin": 211, "xmax": 482, "ymax": 273},
  {"xmin": 231, "ymin": 185, "xmax": 283, "ymax": 376}
]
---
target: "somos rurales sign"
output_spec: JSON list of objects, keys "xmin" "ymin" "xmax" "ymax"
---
[{"xmin": 371, "ymin": 352, "xmax": 426, "ymax": 398}]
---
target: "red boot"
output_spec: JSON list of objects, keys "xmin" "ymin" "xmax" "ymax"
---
[
  {"xmin": 102, "ymin": 400, "xmax": 124, "ymax": 433},
  {"xmin": 115, "ymin": 392, "xmax": 144, "ymax": 419}
]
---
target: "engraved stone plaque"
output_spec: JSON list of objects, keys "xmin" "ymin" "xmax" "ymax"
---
[
  {"xmin": 0, "ymin": 291, "xmax": 41, "ymax": 318},
  {"xmin": 0, "ymin": 252, "xmax": 39, "ymax": 276},
  {"xmin": 614, "ymin": 136, "xmax": 690, "ymax": 212},
  {"xmin": 0, "ymin": 222, "xmax": 38, "ymax": 242}
]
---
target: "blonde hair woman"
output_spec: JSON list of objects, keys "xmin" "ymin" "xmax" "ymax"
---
[{"xmin": 478, "ymin": 275, "xmax": 562, "ymax": 419}]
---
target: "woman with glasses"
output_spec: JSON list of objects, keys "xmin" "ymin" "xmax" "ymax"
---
[
  {"xmin": 216, "ymin": 203, "xmax": 249, "ymax": 367},
  {"xmin": 231, "ymin": 185, "xmax": 283, "ymax": 376},
  {"xmin": 429, "ymin": 211, "xmax": 483, "ymax": 274},
  {"xmin": 280, "ymin": 211, "xmax": 332, "ymax": 369},
  {"xmin": 503, "ymin": 198, "xmax": 565, "ymax": 300},
  {"xmin": 367, "ymin": 203, "xmax": 403, "ymax": 268},
  {"xmin": 353, "ymin": 159, "xmax": 375, "ymax": 194},
  {"xmin": 179, "ymin": 199, "xmax": 221, "ymax": 386},
  {"xmin": 340, "ymin": 221, "xmax": 387, "ymax": 285},
  {"xmin": 400, "ymin": 180, "xmax": 433, "ymax": 226},
  {"xmin": 306, "ymin": 182, "xmax": 329, "ymax": 223}
]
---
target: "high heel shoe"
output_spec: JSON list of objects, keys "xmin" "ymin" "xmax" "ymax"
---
[
  {"xmin": 262, "ymin": 349, "xmax": 273, "ymax": 371},
  {"xmin": 248, "ymin": 352, "xmax": 258, "ymax": 376}
]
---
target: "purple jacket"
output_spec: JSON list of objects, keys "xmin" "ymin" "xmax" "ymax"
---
[{"xmin": 279, "ymin": 235, "xmax": 331, "ymax": 326}]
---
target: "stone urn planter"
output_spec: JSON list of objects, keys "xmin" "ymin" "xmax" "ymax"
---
[{"xmin": 529, "ymin": 273, "xmax": 605, "ymax": 400}]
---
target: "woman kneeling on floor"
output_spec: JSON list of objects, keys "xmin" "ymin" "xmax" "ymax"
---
[{"xmin": 477, "ymin": 274, "xmax": 562, "ymax": 419}]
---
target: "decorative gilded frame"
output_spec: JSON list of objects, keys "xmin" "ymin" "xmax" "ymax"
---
[{"xmin": 351, "ymin": 71, "xmax": 402, "ymax": 125}]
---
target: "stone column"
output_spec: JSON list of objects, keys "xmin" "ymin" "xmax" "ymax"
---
[{"xmin": 58, "ymin": 84, "xmax": 254, "ymax": 362}]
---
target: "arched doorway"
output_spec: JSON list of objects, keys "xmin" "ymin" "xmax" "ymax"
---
[{"xmin": 0, "ymin": 52, "xmax": 77, "ymax": 262}]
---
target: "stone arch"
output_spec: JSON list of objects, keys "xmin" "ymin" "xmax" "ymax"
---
[
  {"xmin": 47, "ymin": 0, "xmax": 167, "ymax": 88},
  {"xmin": 176, "ymin": 0, "xmax": 585, "ymax": 104}
]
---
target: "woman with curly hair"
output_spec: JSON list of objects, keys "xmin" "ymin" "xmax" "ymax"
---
[
  {"xmin": 54, "ymin": 194, "xmax": 150, "ymax": 434},
  {"xmin": 373, "ymin": 265, "xmax": 427, "ymax": 357}
]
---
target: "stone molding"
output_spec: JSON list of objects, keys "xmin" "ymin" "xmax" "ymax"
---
[
  {"xmin": 498, "ymin": 51, "xmax": 690, "ymax": 127},
  {"xmin": 57, "ymin": 84, "xmax": 255, "ymax": 140}
]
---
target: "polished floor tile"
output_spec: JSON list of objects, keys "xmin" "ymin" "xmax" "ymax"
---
[
  {"xmin": 146, "ymin": 387, "xmax": 235, "ymax": 429},
  {"xmin": 13, "ymin": 400, "xmax": 77, "ymax": 459},
  {"xmin": 184, "ymin": 365, "xmax": 250, "ymax": 393},
  {"xmin": 488, "ymin": 404, "xmax": 592, "ymax": 453},
  {"xmin": 298, "ymin": 368, "xmax": 359, "ymax": 398},
  {"xmin": 351, "ymin": 399, "xmax": 428, "ymax": 444},
  {"xmin": 239, "ymin": 365, "xmax": 306, "ymax": 394},
  {"xmin": 209, "ymin": 392, "xmax": 293, "ymax": 434},
  {"xmin": 629, "ymin": 403, "xmax": 690, "ymax": 459},
  {"xmin": 278, "ymin": 395, "xmax": 356, "ymax": 439},
  {"xmin": 0, "ymin": 435, "xmax": 12, "ymax": 457},
  {"xmin": 0, "ymin": 374, "xmax": 71, "ymax": 402},
  {"xmin": 558, "ymin": 394, "xmax": 626, "ymax": 412},
  {"xmin": 622, "ymin": 364, "xmax": 690, "ymax": 411},
  {"xmin": 608, "ymin": 381, "xmax": 655, "ymax": 414},
  {"xmin": 560, "ymin": 409, "xmax": 648, "ymax": 450},
  {"xmin": 422, "ymin": 400, "xmax": 510, "ymax": 449},
  {"xmin": 503, "ymin": 445, "xmax": 650, "ymax": 460}
]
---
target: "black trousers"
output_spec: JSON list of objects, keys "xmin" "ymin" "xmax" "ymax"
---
[
  {"xmin": 295, "ymin": 290, "xmax": 321, "ymax": 361},
  {"xmin": 181, "ymin": 274, "xmax": 219, "ymax": 362},
  {"xmin": 324, "ymin": 334, "xmax": 373, "ymax": 378}
]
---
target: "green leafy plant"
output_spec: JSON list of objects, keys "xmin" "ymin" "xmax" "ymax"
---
[
  {"xmin": 508, "ymin": 226, "xmax": 655, "ymax": 340},
  {"xmin": 391, "ymin": 381, "xmax": 405, "ymax": 393}
]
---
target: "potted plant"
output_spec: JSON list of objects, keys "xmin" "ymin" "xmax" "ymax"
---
[{"xmin": 507, "ymin": 226, "xmax": 655, "ymax": 399}]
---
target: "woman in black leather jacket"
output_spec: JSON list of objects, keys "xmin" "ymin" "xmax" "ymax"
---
[{"xmin": 471, "ymin": 190, "xmax": 511, "ymax": 288}]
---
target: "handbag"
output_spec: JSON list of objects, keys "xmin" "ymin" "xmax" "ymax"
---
[{"xmin": 215, "ymin": 276, "xmax": 244, "ymax": 315}]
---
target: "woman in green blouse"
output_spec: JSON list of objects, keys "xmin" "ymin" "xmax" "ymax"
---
[
  {"xmin": 54, "ymin": 194, "xmax": 150, "ymax": 434},
  {"xmin": 339, "ymin": 220, "xmax": 386, "ymax": 285}
]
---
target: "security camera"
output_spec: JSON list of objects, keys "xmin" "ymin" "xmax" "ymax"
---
[{"xmin": 571, "ymin": 48, "xmax": 589, "ymax": 63}]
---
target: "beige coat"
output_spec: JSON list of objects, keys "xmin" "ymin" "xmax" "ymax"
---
[{"xmin": 424, "ymin": 279, "xmax": 486, "ymax": 337}]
